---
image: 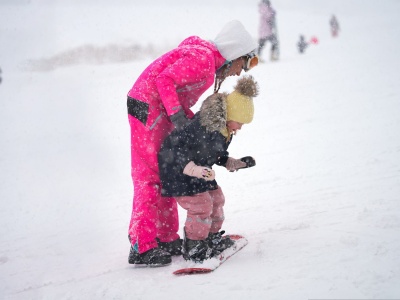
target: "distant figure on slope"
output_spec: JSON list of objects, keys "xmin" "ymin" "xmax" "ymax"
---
[
  {"xmin": 330, "ymin": 15, "xmax": 340, "ymax": 37},
  {"xmin": 158, "ymin": 76, "xmax": 258, "ymax": 263},
  {"xmin": 258, "ymin": 0, "xmax": 279, "ymax": 62},
  {"xmin": 126, "ymin": 20, "xmax": 259, "ymax": 267},
  {"xmin": 297, "ymin": 35, "xmax": 309, "ymax": 54}
]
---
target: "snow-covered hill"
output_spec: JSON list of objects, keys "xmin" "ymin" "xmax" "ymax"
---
[{"xmin": 1, "ymin": 0, "xmax": 400, "ymax": 299}]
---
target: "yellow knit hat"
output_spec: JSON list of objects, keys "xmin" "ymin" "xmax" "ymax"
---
[{"xmin": 226, "ymin": 75, "xmax": 259, "ymax": 124}]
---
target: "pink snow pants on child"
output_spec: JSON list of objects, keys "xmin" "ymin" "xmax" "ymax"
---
[
  {"xmin": 128, "ymin": 114, "xmax": 180, "ymax": 254},
  {"xmin": 176, "ymin": 187, "xmax": 225, "ymax": 240}
]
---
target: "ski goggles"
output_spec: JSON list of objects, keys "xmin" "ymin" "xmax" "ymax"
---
[
  {"xmin": 219, "ymin": 51, "xmax": 259, "ymax": 73},
  {"xmin": 242, "ymin": 52, "xmax": 259, "ymax": 72}
]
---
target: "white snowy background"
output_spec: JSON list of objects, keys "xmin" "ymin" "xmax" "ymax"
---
[{"xmin": 1, "ymin": 0, "xmax": 400, "ymax": 299}]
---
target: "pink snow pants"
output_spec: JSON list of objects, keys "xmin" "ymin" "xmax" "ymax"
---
[
  {"xmin": 176, "ymin": 187, "xmax": 225, "ymax": 240},
  {"xmin": 128, "ymin": 114, "xmax": 179, "ymax": 254}
]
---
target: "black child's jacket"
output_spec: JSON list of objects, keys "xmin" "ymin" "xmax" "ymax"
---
[{"xmin": 158, "ymin": 93, "xmax": 231, "ymax": 197}]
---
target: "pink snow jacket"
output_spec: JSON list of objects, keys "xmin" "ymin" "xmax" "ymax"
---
[
  {"xmin": 259, "ymin": 2, "xmax": 276, "ymax": 38},
  {"xmin": 127, "ymin": 36, "xmax": 226, "ymax": 128}
]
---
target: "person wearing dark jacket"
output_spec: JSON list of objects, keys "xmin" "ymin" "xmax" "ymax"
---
[
  {"xmin": 158, "ymin": 75, "xmax": 259, "ymax": 263},
  {"xmin": 330, "ymin": 15, "xmax": 340, "ymax": 37},
  {"xmin": 297, "ymin": 35, "xmax": 309, "ymax": 53}
]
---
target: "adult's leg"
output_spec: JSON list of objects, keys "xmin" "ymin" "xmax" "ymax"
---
[
  {"xmin": 128, "ymin": 115, "xmax": 178, "ymax": 253},
  {"xmin": 258, "ymin": 37, "xmax": 267, "ymax": 57},
  {"xmin": 157, "ymin": 196, "xmax": 180, "ymax": 243}
]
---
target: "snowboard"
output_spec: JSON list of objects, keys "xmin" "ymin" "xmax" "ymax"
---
[{"xmin": 173, "ymin": 234, "xmax": 248, "ymax": 275}]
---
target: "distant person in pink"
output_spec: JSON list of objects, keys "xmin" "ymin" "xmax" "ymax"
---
[
  {"xmin": 258, "ymin": 0, "xmax": 279, "ymax": 61},
  {"xmin": 126, "ymin": 20, "xmax": 259, "ymax": 267}
]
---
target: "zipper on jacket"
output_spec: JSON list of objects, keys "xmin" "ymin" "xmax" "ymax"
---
[{"xmin": 149, "ymin": 113, "xmax": 163, "ymax": 130}]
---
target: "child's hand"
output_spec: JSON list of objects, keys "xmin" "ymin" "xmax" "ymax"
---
[
  {"xmin": 226, "ymin": 156, "xmax": 256, "ymax": 172},
  {"xmin": 226, "ymin": 157, "xmax": 247, "ymax": 171},
  {"xmin": 183, "ymin": 161, "xmax": 215, "ymax": 181},
  {"xmin": 200, "ymin": 168, "xmax": 215, "ymax": 180},
  {"xmin": 240, "ymin": 156, "xmax": 256, "ymax": 168}
]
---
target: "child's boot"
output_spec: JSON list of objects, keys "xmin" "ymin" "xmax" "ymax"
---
[
  {"xmin": 182, "ymin": 229, "xmax": 212, "ymax": 263},
  {"xmin": 207, "ymin": 230, "xmax": 234, "ymax": 255}
]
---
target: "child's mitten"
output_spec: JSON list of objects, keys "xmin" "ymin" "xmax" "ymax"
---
[
  {"xmin": 183, "ymin": 161, "xmax": 215, "ymax": 181},
  {"xmin": 240, "ymin": 156, "xmax": 256, "ymax": 168},
  {"xmin": 226, "ymin": 157, "xmax": 247, "ymax": 171}
]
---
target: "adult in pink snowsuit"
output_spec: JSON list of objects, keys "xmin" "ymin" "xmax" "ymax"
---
[
  {"xmin": 127, "ymin": 20, "xmax": 258, "ymax": 266},
  {"xmin": 258, "ymin": 0, "xmax": 279, "ymax": 61}
]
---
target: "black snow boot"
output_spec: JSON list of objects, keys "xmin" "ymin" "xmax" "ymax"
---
[
  {"xmin": 182, "ymin": 238, "xmax": 213, "ymax": 263},
  {"xmin": 128, "ymin": 246, "xmax": 171, "ymax": 267},
  {"xmin": 157, "ymin": 238, "xmax": 183, "ymax": 256},
  {"xmin": 207, "ymin": 230, "xmax": 234, "ymax": 255}
]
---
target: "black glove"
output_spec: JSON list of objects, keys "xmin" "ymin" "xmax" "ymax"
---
[
  {"xmin": 170, "ymin": 110, "xmax": 188, "ymax": 130},
  {"xmin": 239, "ymin": 156, "xmax": 256, "ymax": 169}
]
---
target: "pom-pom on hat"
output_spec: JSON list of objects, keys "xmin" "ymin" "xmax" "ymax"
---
[{"xmin": 226, "ymin": 75, "xmax": 259, "ymax": 124}]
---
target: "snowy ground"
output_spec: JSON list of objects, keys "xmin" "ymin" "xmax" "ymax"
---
[{"xmin": 1, "ymin": 0, "xmax": 400, "ymax": 299}]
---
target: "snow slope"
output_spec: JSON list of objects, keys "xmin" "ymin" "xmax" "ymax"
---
[{"xmin": 1, "ymin": 0, "xmax": 400, "ymax": 299}]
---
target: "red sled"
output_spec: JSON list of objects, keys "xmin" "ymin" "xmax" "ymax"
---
[
  {"xmin": 173, "ymin": 234, "xmax": 248, "ymax": 275},
  {"xmin": 310, "ymin": 36, "xmax": 319, "ymax": 44}
]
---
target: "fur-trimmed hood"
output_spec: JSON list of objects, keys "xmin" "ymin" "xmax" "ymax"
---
[{"xmin": 199, "ymin": 93, "xmax": 228, "ymax": 132}]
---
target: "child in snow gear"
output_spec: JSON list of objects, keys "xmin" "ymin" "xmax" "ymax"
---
[
  {"xmin": 258, "ymin": 0, "xmax": 279, "ymax": 61},
  {"xmin": 158, "ymin": 75, "xmax": 259, "ymax": 263},
  {"xmin": 126, "ymin": 20, "xmax": 258, "ymax": 267},
  {"xmin": 297, "ymin": 35, "xmax": 309, "ymax": 54}
]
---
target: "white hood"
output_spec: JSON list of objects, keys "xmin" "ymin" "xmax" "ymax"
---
[{"xmin": 213, "ymin": 20, "xmax": 257, "ymax": 61}]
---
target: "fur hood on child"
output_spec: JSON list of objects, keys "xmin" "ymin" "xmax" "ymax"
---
[{"xmin": 199, "ymin": 93, "xmax": 228, "ymax": 133}]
